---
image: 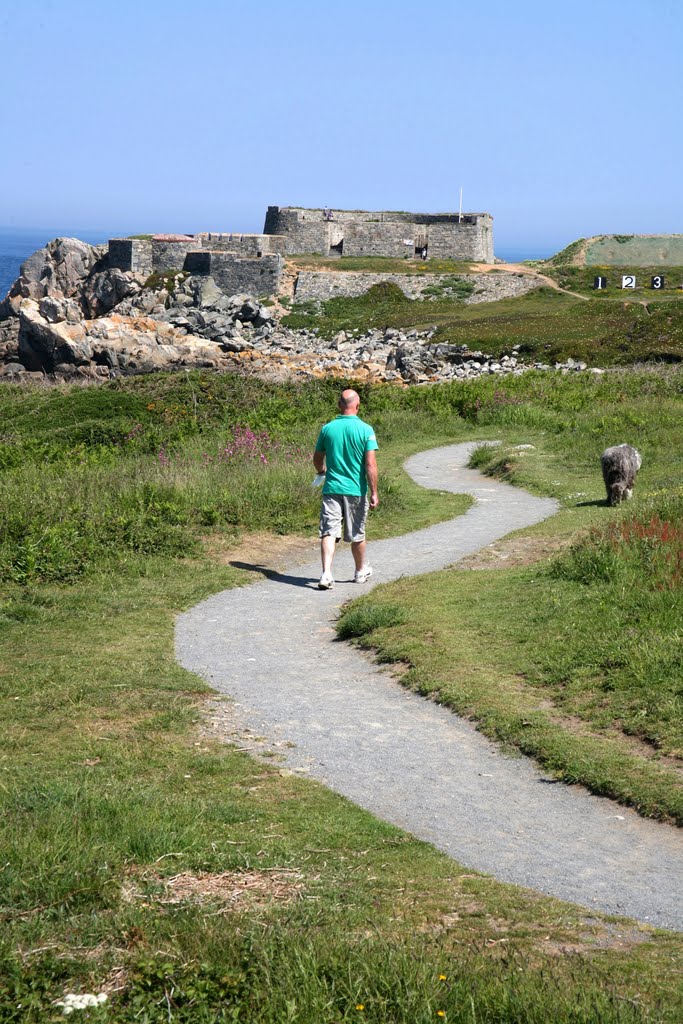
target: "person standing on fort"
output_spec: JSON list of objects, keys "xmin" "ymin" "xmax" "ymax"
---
[{"xmin": 313, "ymin": 389, "xmax": 379, "ymax": 590}]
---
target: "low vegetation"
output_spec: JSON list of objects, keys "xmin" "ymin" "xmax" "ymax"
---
[
  {"xmin": 337, "ymin": 371, "xmax": 683, "ymax": 824},
  {"xmin": 283, "ymin": 278, "xmax": 683, "ymax": 363},
  {"xmin": 543, "ymin": 263, "xmax": 683, "ymax": 301},
  {"xmin": 289, "ymin": 255, "xmax": 475, "ymax": 274},
  {"xmin": 2, "ymin": 371, "xmax": 683, "ymax": 1020},
  {"xmin": 142, "ymin": 269, "xmax": 188, "ymax": 294}
]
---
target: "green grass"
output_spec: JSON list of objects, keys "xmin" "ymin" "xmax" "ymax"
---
[
  {"xmin": 2, "ymin": 371, "xmax": 683, "ymax": 1019},
  {"xmin": 1, "ymin": 531, "xmax": 681, "ymax": 1021},
  {"xmin": 143, "ymin": 269, "xmax": 188, "ymax": 293},
  {"xmin": 289, "ymin": 255, "xmax": 475, "ymax": 274},
  {"xmin": 282, "ymin": 280, "xmax": 683, "ymax": 363},
  {"xmin": 543, "ymin": 263, "xmax": 683, "ymax": 301},
  {"xmin": 337, "ymin": 370, "xmax": 683, "ymax": 824}
]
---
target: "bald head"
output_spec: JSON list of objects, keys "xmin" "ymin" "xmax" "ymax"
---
[{"xmin": 338, "ymin": 389, "xmax": 360, "ymax": 414}]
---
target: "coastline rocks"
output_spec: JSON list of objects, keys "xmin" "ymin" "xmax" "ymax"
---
[
  {"xmin": 3, "ymin": 238, "xmax": 105, "ymax": 310},
  {"xmin": 0, "ymin": 317, "xmax": 20, "ymax": 363},
  {"xmin": 17, "ymin": 299, "xmax": 233, "ymax": 376},
  {"xmin": 0, "ymin": 237, "xmax": 146, "ymax": 322}
]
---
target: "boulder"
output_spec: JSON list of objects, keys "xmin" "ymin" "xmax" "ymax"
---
[
  {"xmin": 81, "ymin": 268, "xmax": 145, "ymax": 318},
  {"xmin": 9, "ymin": 238, "xmax": 105, "ymax": 306},
  {"xmin": 38, "ymin": 295, "xmax": 82, "ymax": 324}
]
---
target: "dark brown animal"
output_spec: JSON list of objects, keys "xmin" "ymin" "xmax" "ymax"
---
[{"xmin": 601, "ymin": 445, "xmax": 642, "ymax": 506}]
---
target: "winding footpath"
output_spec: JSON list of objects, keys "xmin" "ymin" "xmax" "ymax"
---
[{"xmin": 176, "ymin": 443, "xmax": 683, "ymax": 931}]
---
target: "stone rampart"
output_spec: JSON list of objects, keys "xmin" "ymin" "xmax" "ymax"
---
[
  {"xmin": 152, "ymin": 237, "xmax": 202, "ymax": 273},
  {"xmin": 108, "ymin": 239, "xmax": 153, "ymax": 276},
  {"xmin": 264, "ymin": 206, "xmax": 494, "ymax": 260},
  {"xmin": 427, "ymin": 221, "xmax": 493, "ymax": 262},
  {"xmin": 342, "ymin": 222, "xmax": 423, "ymax": 258},
  {"xmin": 197, "ymin": 232, "xmax": 287, "ymax": 256},
  {"xmin": 294, "ymin": 270, "xmax": 541, "ymax": 304},
  {"xmin": 184, "ymin": 252, "xmax": 282, "ymax": 296}
]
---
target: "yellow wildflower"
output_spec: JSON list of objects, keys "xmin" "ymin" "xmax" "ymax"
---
[
  {"xmin": 437, "ymin": 1013, "xmax": 446, "ymax": 1019},
  {"xmin": 438, "ymin": 974, "xmax": 447, "ymax": 981},
  {"xmin": 356, "ymin": 1005, "xmax": 364, "ymax": 1011}
]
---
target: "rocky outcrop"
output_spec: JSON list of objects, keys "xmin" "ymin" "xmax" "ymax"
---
[
  {"xmin": 0, "ymin": 237, "xmax": 146, "ymax": 322},
  {"xmin": 17, "ymin": 299, "xmax": 233, "ymax": 376},
  {"xmin": 0, "ymin": 318, "xmax": 20, "ymax": 364}
]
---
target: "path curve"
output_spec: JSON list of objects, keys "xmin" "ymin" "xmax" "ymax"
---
[{"xmin": 176, "ymin": 443, "xmax": 683, "ymax": 931}]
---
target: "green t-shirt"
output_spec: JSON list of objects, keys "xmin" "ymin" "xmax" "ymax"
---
[{"xmin": 315, "ymin": 415, "xmax": 379, "ymax": 496}]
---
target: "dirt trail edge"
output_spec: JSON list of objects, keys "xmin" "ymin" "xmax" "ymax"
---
[{"xmin": 176, "ymin": 442, "xmax": 683, "ymax": 931}]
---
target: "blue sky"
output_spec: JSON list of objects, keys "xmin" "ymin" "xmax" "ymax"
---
[{"xmin": 0, "ymin": 0, "xmax": 681, "ymax": 254}]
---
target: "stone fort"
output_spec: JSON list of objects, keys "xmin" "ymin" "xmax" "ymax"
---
[{"xmin": 108, "ymin": 206, "xmax": 494, "ymax": 296}]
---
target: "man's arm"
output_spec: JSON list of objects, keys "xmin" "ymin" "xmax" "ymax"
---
[
  {"xmin": 365, "ymin": 450, "xmax": 379, "ymax": 508},
  {"xmin": 313, "ymin": 427, "xmax": 326, "ymax": 473}
]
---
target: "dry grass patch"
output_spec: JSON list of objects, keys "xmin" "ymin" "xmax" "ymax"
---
[
  {"xmin": 201, "ymin": 529, "xmax": 314, "ymax": 570},
  {"xmin": 122, "ymin": 868, "xmax": 305, "ymax": 912},
  {"xmin": 455, "ymin": 532, "xmax": 572, "ymax": 570}
]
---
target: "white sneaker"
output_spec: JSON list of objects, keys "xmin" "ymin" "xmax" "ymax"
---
[
  {"xmin": 354, "ymin": 565, "xmax": 373, "ymax": 584},
  {"xmin": 318, "ymin": 572, "xmax": 335, "ymax": 590}
]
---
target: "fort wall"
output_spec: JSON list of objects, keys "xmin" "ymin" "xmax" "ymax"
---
[
  {"xmin": 294, "ymin": 270, "xmax": 541, "ymax": 304},
  {"xmin": 264, "ymin": 207, "xmax": 494, "ymax": 261},
  {"xmin": 184, "ymin": 252, "xmax": 282, "ymax": 296},
  {"xmin": 197, "ymin": 232, "xmax": 288, "ymax": 256},
  {"xmin": 151, "ymin": 237, "xmax": 202, "ymax": 272},
  {"xmin": 108, "ymin": 239, "xmax": 153, "ymax": 276}
]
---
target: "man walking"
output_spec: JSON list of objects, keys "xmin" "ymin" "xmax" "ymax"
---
[{"xmin": 313, "ymin": 389, "xmax": 379, "ymax": 590}]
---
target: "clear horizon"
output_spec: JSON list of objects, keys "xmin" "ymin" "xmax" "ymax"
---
[{"xmin": 1, "ymin": 0, "xmax": 681, "ymax": 252}]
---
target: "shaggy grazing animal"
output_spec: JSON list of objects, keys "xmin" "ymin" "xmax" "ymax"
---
[{"xmin": 601, "ymin": 444, "xmax": 642, "ymax": 505}]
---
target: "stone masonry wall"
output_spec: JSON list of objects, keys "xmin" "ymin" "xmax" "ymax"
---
[
  {"xmin": 294, "ymin": 270, "xmax": 541, "ymax": 304},
  {"xmin": 184, "ymin": 252, "xmax": 283, "ymax": 296},
  {"xmin": 108, "ymin": 239, "xmax": 153, "ymax": 276},
  {"xmin": 342, "ymin": 222, "xmax": 423, "ymax": 258},
  {"xmin": 197, "ymin": 233, "xmax": 288, "ymax": 256},
  {"xmin": 428, "ymin": 220, "xmax": 494, "ymax": 262},
  {"xmin": 264, "ymin": 207, "xmax": 495, "ymax": 260},
  {"xmin": 152, "ymin": 239, "xmax": 202, "ymax": 273}
]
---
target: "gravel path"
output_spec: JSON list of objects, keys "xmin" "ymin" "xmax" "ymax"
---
[{"xmin": 176, "ymin": 442, "xmax": 683, "ymax": 931}]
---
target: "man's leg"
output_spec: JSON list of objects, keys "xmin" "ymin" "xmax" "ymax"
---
[
  {"xmin": 321, "ymin": 534, "xmax": 337, "ymax": 574},
  {"xmin": 351, "ymin": 540, "xmax": 366, "ymax": 572},
  {"xmin": 319, "ymin": 495, "xmax": 342, "ymax": 588},
  {"xmin": 347, "ymin": 497, "xmax": 372, "ymax": 582}
]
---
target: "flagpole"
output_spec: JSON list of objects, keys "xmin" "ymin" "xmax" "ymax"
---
[{"xmin": 458, "ymin": 186, "xmax": 463, "ymax": 223}]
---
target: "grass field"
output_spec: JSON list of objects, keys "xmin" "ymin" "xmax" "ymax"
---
[
  {"xmin": 282, "ymin": 279, "xmax": 683, "ymax": 364},
  {"xmin": 542, "ymin": 263, "xmax": 683, "ymax": 301},
  {"xmin": 288, "ymin": 255, "xmax": 475, "ymax": 275},
  {"xmin": 1, "ymin": 371, "xmax": 683, "ymax": 1020}
]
